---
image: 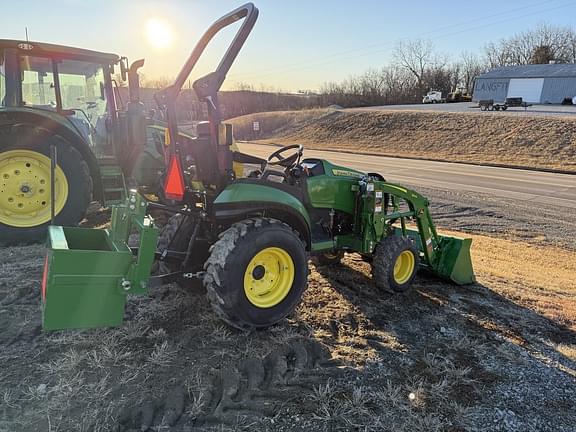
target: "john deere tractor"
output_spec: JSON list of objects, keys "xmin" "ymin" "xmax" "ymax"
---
[
  {"xmin": 41, "ymin": 3, "xmax": 475, "ymax": 332},
  {"xmin": 0, "ymin": 37, "xmax": 164, "ymax": 245}
]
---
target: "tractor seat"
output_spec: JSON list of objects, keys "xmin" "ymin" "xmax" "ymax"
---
[{"xmin": 301, "ymin": 158, "xmax": 325, "ymax": 177}]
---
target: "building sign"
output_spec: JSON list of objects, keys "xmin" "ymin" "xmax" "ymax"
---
[
  {"xmin": 475, "ymin": 80, "xmax": 509, "ymax": 93},
  {"xmin": 473, "ymin": 79, "xmax": 510, "ymax": 101}
]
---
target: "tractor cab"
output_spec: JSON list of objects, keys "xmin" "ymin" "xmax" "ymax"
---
[
  {"xmin": 0, "ymin": 38, "xmax": 159, "ymax": 225},
  {"xmin": 0, "ymin": 40, "xmax": 121, "ymax": 149}
]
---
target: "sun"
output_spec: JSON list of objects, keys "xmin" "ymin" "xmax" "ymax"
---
[{"xmin": 146, "ymin": 18, "xmax": 172, "ymax": 49}]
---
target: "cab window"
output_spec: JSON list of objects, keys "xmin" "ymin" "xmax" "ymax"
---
[
  {"xmin": 57, "ymin": 59, "xmax": 107, "ymax": 128},
  {"xmin": 20, "ymin": 55, "xmax": 57, "ymax": 108}
]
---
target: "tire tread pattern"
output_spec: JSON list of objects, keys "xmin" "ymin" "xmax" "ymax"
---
[{"xmin": 203, "ymin": 217, "xmax": 308, "ymax": 331}]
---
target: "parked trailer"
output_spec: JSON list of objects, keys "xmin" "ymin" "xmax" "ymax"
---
[{"xmin": 478, "ymin": 97, "xmax": 532, "ymax": 111}]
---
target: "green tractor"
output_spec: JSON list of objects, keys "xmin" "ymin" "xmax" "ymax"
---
[
  {"xmin": 41, "ymin": 3, "xmax": 475, "ymax": 332},
  {"xmin": 0, "ymin": 34, "xmax": 164, "ymax": 245}
]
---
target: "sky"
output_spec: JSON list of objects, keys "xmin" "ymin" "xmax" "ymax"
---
[{"xmin": 3, "ymin": 0, "xmax": 576, "ymax": 92}]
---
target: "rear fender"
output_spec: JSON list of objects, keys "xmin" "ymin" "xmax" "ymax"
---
[{"xmin": 213, "ymin": 182, "xmax": 311, "ymax": 248}]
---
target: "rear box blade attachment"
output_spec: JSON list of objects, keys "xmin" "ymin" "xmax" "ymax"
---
[{"xmin": 42, "ymin": 191, "xmax": 158, "ymax": 331}]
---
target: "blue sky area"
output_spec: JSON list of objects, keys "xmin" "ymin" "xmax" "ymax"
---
[{"xmin": 3, "ymin": 0, "xmax": 576, "ymax": 91}]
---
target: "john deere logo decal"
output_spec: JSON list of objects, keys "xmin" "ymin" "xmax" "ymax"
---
[
  {"xmin": 332, "ymin": 169, "xmax": 362, "ymax": 178},
  {"xmin": 17, "ymin": 43, "xmax": 34, "ymax": 51}
]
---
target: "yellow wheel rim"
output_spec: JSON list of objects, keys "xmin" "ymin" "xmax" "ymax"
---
[
  {"xmin": 0, "ymin": 150, "xmax": 68, "ymax": 227},
  {"xmin": 243, "ymin": 247, "xmax": 295, "ymax": 308},
  {"xmin": 393, "ymin": 250, "xmax": 415, "ymax": 284}
]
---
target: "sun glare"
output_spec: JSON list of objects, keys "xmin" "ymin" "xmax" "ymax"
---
[{"xmin": 146, "ymin": 18, "xmax": 172, "ymax": 49}]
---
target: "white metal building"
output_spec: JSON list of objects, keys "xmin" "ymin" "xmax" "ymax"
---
[{"xmin": 473, "ymin": 64, "xmax": 576, "ymax": 103}]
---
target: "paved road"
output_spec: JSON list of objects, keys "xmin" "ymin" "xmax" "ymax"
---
[
  {"xmin": 238, "ymin": 143, "xmax": 576, "ymax": 209},
  {"xmin": 348, "ymin": 102, "xmax": 576, "ymax": 118}
]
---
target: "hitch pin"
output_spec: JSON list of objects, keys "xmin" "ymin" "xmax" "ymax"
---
[{"xmin": 183, "ymin": 271, "xmax": 205, "ymax": 279}]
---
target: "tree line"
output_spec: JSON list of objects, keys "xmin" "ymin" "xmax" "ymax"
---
[
  {"xmin": 321, "ymin": 24, "xmax": 576, "ymax": 107},
  {"xmin": 134, "ymin": 24, "xmax": 576, "ymax": 116}
]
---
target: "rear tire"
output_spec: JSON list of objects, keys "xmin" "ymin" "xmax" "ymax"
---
[
  {"xmin": 155, "ymin": 213, "xmax": 189, "ymax": 274},
  {"xmin": 372, "ymin": 236, "xmax": 419, "ymax": 293},
  {"xmin": 154, "ymin": 213, "xmax": 205, "ymax": 288},
  {"xmin": 204, "ymin": 218, "xmax": 308, "ymax": 330},
  {"xmin": 0, "ymin": 125, "xmax": 91, "ymax": 245}
]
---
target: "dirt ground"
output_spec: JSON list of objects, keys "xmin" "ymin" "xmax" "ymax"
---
[
  {"xmin": 229, "ymin": 109, "xmax": 576, "ymax": 172},
  {"xmin": 1, "ymin": 187, "xmax": 575, "ymax": 431}
]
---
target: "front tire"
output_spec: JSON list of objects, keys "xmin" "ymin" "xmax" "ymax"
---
[
  {"xmin": 0, "ymin": 125, "xmax": 91, "ymax": 245},
  {"xmin": 372, "ymin": 236, "xmax": 419, "ymax": 293},
  {"xmin": 204, "ymin": 218, "xmax": 308, "ymax": 330}
]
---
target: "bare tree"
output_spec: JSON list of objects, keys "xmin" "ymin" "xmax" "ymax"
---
[
  {"xmin": 140, "ymin": 75, "xmax": 174, "ymax": 89},
  {"xmin": 393, "ymin": 39, "xmax": 440, "ymax": 97},
  {"xmin": 485, "ymin": 24, "xmax": 576, "ymax": 67},
  {"xmin": 530, "ymin": 45, "xmax": 555, "ymax": 64},
  {"xmin": 459, "ymin": 52, "xmax": 488, "ymax": 93}
]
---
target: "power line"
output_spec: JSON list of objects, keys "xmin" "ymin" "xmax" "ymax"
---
[
  {"xmin": 229, "ymin": 0, "xmax": 575, "ymax": 83},
  {"xmin": 228, "ymin": 0, "xmax": 561, "ymax": 79}
]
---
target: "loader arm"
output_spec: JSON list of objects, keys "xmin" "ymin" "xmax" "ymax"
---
[{"xmin": 378, "ymin": 182, "xmax": 475, "ymax": 285}]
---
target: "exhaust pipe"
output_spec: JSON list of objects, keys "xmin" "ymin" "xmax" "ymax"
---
[{"xmin": 128, "ymin": 59, "xmax": 145, "ymax": 103}]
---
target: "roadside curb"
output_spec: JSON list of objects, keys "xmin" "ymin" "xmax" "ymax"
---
[{"xmin": 237, "ymin": 141, "xmax": 576, "ymax": 176}]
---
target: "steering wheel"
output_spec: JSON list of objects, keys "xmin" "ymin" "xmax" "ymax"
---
[{"xmin": 265, "ymin": 144, "xmax": 303, "ymax": 168}]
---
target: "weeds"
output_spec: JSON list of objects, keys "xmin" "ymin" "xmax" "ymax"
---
[{"xmin": 150, "ymin": 341, "xmax": 176, "ymax": 367}]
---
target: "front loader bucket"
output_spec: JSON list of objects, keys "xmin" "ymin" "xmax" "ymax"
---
[
  {"xmin": 42, "ymin": 191, "xmax": 158, "ymax": 331},
  {"xmin": 433, "ymin": 234, "xmax": 475, "ymax": 285},
  {"xmin": 396, "ymin": 227, "xmax": 475, "ymax": 285}
]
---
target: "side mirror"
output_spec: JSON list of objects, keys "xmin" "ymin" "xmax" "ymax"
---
[{"xmin": 120, "ymin": 57, "xmax": 129, "ymax": 82}]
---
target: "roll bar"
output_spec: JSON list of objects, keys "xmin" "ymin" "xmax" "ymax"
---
[
  {"xmin": 155, "ymin": 3, "xmax": 258, "ymax": 118},
  {"xmin": 174, "ymin": 3, "xmax": 258, "ymax": 99},
  {"xmin": 155, "ymin": 3, "xmax": 259, "ymax": 193}
]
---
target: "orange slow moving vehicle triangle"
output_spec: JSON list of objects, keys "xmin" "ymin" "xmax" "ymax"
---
[{"xmin": 164, "ymin": 155, "xmax": 185, "ymax": 201}]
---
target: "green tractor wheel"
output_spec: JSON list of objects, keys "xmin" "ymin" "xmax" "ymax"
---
[
  {"xmin": 372, "ymin": 236, "xmax": 419, "ymax": 293},
  {"xmin": 0, "ymin": 126, "xmax": 91, "ymax": 246},
  {"xmin": 204, "ymin": 217, "xmax": 308, "ymax": 330}
]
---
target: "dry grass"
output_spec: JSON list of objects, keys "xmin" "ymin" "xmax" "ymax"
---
[
  {"xmin": 556, "ymin": 343, "xmax": 576, "ymax": 361},
  {"xmin": 1, "ymin": 212, "xmax": 575, "ymax": 431},
  {"xmin": 229, "ymin": 109, "xmax": 327, "ymax": 141},
  {"xmin": 465, "ymin": 231, "xmax": 576, "ymax": 329},
  {"xmin": 229, "ymin": 109, "xmax": 576, "ymax": 172}
]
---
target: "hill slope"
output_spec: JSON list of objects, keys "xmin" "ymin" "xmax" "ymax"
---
[{"xmin": 229, "ymin": 109, "xmax": 576, "ymax": 172}]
